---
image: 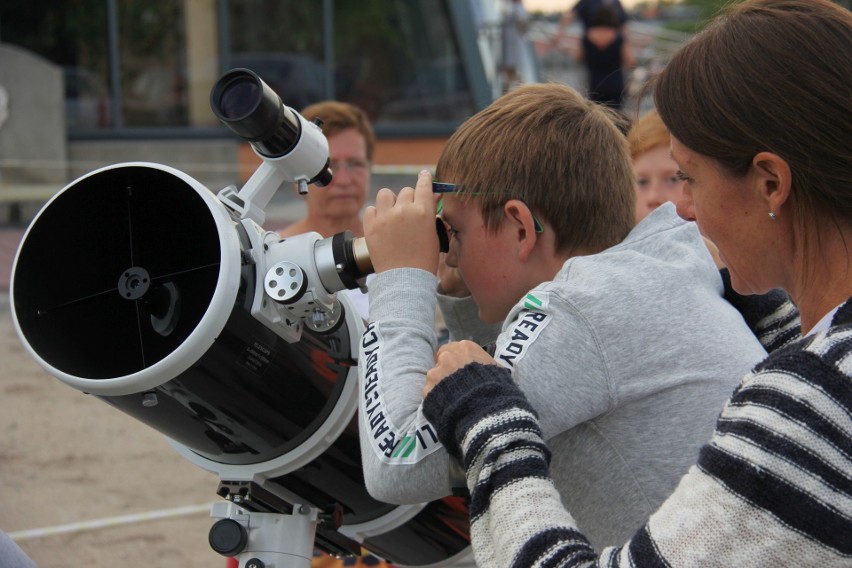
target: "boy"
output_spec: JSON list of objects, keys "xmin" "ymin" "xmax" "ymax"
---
[{"xmin": 357, "ymin": 83, "xmax": 766, "ymax": 549}]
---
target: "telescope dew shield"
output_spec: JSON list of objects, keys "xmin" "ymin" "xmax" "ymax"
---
[
  {"xmin": 12, "ymin": 163, "xmax": 240, "ymax": 391},
  {"xmin": 10, "ymin": 162, "xmax": 357, "ymax": 469}
]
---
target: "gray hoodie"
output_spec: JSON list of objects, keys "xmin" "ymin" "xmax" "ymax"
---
[{"xmin": 358, "ymin": 203, "xmax": 767, "ymax": 550}]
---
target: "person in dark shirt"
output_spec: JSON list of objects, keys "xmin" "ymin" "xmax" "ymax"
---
[
  {"xmin": 575, "ymin": 5, "xmax": 634, "ymax": 110},
  {"xmin": 561, "ymin": 0, "xmax": 628, "ymax": 31}
]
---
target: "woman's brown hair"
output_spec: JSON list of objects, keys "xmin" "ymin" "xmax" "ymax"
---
[{"xmin": 653, "ymin": 0, "xmax": 852, "ymax": 225}]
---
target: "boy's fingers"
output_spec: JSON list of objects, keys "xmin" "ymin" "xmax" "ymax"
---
[
  {"xmin": 415, "ymin": 170, "xmax": 434, "ymax": 205},
  {"xmin": 374, "ymin": 187, "xmax": 397, "ymax": 211},
  {"xmin": 396, "ymin": 186, "xmax": 416, "ymax": 203},
  {"xmin": 363, "ymin": 205, "xmax": 376, "ymax": 224}
]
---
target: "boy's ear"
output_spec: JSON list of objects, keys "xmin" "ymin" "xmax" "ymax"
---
[
  {"xmin": 752, "ymin": 151, "xmax": 792, "ymax": 213},
  {"xmin": 503, "ymin": 200, "xmax": 538, "ymax": 262}
]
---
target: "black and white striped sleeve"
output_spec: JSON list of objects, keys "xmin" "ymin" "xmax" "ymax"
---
[
  {"xmin": 720, "ymin": 268, "xmax": 801, "ymax": 352},
  {"xmin": 424, "ymin": 329, "xmax": 852, "ymax": 568}
]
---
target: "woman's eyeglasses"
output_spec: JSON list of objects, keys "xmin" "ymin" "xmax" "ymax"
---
[{"xmin": 329, "ymin": 159, "xmax": 370, "ymax": 174}]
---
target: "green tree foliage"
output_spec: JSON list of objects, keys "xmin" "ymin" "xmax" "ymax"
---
[
  {"xmin": 662, "ymin": 0, "xmax": 849, "ymax": 34},
  {"xmin": 683, "ymin": 0, "xmax": 732, "ymax": 20},
  {"xmin": 664, "ymin": 0, "xmax": 732, "ymax": 34}
]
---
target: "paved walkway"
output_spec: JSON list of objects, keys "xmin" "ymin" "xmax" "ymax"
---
[{"xmin": 0, "ymin": 227, "xmax": 24, "ymax": 292}]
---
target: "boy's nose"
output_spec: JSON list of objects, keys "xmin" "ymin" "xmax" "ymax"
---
[
  {"xmin": 444, "ymin": 240, "xmax": 459, "ymax": 267},
  {"xmin": 648, "ymin": 182, "xmax": 668, "ymax": 208},
  {"xmin": 646, "ymin": 195, "xmax": 664, "ymax": 211}
]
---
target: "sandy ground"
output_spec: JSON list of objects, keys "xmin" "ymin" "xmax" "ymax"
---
[{"xmin": 0, "ymin": 294, "xmax": 229, "ymax": 567}]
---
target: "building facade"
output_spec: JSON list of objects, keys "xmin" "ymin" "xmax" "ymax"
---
[{"xmin": 2, "ymin": 1, "xmax": 535, "ymax": 188}]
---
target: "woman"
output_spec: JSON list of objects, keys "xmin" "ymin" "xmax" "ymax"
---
[
  {"xmin": 279, "ymin": 100, "xmax": 375, "ymax": 322},
  {"xmin": 421, "ymin": 1, "xmax": 852, "ymax": 566}
]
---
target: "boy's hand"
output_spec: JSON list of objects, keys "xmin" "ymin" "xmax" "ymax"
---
[
  {"xmin": 364, "ymin": 170, "xmax": 441, "ymax": 274},
  {"xmin": 423, "ymin": 340, "xmax": 498, "ymax": 398}
]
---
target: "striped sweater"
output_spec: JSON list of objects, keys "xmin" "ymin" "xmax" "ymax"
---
[{"xmin": 423, "ymin": 297, "xmax": 851, "ymax": 567}]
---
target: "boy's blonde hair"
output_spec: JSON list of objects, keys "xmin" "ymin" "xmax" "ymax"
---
[
  {"xmin": 436, "ymin": 83, "xmax": 635, "ymax": 255},
  {"xmin": 627, "ymin": 110, "xmax": 670, "ymax": 159}
]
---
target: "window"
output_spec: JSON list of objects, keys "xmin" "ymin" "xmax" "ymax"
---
[{"xmin": 0, "ymin": 0, "xmax": 485, "ymax": 137}]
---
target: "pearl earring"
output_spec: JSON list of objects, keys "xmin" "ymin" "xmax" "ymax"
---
[{"xmin": 768, "ymin": 212, "xmax": 778, "ymax": 221}]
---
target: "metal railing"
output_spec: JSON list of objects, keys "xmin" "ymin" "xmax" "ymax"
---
[{"xmin": 480, "ymin": 17, "xmax": 693, "ymax": 116}]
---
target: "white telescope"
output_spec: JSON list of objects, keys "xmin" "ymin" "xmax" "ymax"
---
[{"xmin": 10, "ymin": 69, "xmax": 471, "ymax": 567}]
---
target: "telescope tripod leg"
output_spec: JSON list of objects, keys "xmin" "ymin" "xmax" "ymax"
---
[{"xmin": 210, "ymin": 501, "xmax": 319, "ymax": 568}]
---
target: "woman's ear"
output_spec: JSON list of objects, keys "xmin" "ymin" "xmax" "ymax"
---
[
  {"xmin": 752, "ymin": 151, "xmax": 792, "ymax": 215},
  {"xmin": 504, "ymin": 200, "xmax": 538, "ymax": 262}
]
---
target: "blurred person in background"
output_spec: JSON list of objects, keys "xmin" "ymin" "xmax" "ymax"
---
[
  {"xmin": 574, "ymin": 4, "xmax": 633, "ymax": 110},
  {"xmin": 629, "ymin": 109, "xmax": 723, "ymax": 266},
  {"xmin": 552, "ymin": 0, "xmax": 629, "ymax": 52},
  {"xmin": 556, "ymin": 0, "xmax": 628, "ymax": 33},
  {"xmin": 280, "ymin": 101, "xmax": 374, "ymax": 240},
  {"xmin": 279, "ymin": 100, "xmax": 375, "ymax": 322},
  {"xmin": 628, "ymin": 109, "xmax": 683, "ymax": 222},
  {"xmin": 501, "ymin": 0, "xmax": 530, "ymax": 91}
]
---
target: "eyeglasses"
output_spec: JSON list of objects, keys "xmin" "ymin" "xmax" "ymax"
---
[
  {"xmin": 329, "ymin": 159, "xmax": 370, "ymax": 174},
  {"xmin": 432, "ymin": 181, "xmax": 544, "ymax": 234}
]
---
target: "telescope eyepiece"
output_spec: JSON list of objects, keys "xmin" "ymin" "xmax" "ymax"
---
[
  {"xmin": 211, "ymin": 68, "xmax": 332, "ymax": 191},
  {"xmin": 216, "ymin": 74, "xmax": 261, "ymax": 120},
  {"xmin": 210, "ymin": 68, "xmax": 300, "ymax": 158}
]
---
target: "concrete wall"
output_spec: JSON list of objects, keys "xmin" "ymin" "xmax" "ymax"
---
[
  {"xmin": 0, "ymin": 43, "xmax": 67, "ymax": 184},
  {"xmin": 68, "ymin": 138, "xmax": 240, "ymax": 193}
]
